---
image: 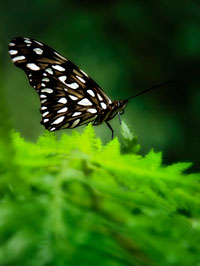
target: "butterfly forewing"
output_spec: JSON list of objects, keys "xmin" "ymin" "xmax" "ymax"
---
[{"xmin": 9, "ymin": 37, "xmax": 112, "ymax": 131}]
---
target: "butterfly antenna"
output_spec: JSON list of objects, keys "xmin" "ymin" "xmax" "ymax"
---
[{"xmin": 125, "ymin": 80, "xmax": 174, "ymax": 101}]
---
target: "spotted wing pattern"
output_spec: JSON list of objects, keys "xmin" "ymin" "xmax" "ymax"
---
[{"xmin": 8, "ymin": 37, "xmax": 112, "ymax": 131}]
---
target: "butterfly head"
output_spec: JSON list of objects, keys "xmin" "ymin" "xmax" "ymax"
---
[
  {"xmin": 116, "ymin": 99, "xmax": 129, "ymax": 115},
  {"xmin": 105, "ymin": 99, "xmax": 128, "ymax": 122}
]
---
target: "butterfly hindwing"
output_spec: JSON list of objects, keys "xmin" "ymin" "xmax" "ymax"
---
[{"xmin": 9, "ymin": 37, "xmax": 112, "ymax": 131}]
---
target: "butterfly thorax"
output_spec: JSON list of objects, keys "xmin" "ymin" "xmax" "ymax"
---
[{"xmin": 93, "ymin": 99, "xmax": 128, "ymax": 125}]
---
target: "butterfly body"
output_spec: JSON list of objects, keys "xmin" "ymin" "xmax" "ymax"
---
[
  {"xmin": 93, "ymin": 100, "xmax": 128, "ymax": 125},
  {"xmin": 8, "ymin": 37, "xmax": 127, "ymax": 138}
]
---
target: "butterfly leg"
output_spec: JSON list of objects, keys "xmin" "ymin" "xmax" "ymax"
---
[
  {"xmin": 106, "ymin": 122, "xmax": 114, "ymax": 140},
  {"xmin": 118, "ymin": 112, "xmax": 122, "ymax": 124}
]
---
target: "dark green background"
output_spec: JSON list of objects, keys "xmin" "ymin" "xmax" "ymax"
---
[{"xmin": 1, "ymin": 0, "xmax": 199, "ymax": 170}]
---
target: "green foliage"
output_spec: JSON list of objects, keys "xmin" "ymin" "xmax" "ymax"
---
[
  {"xmin": 0, "ymin": 123, "xmax": 200, "ymax": 266},
  {"xmin": 120, "ymin": 121, "xmax": 140, "ymax": 154}
]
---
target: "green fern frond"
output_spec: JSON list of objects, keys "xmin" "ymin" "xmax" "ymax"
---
[{"xmin": 0, "ymin": 124, "xmax": 200, "ymax": 266}]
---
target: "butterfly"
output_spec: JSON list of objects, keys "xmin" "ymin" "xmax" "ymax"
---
[
  {"xmin": 8, "ymin": 37, "xmax": 172, "ymax": 139},
  {"xmin": 8, "ymin": 37, "xmax": 130, "ymax": 139}
]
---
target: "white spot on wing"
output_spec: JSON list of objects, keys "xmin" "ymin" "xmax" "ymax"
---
[
  {"xmin": 24, "ymin": 39, "xmax": 32, "ymax": 44},
  {"xmin": 52, "ymin": 65, "xmax": 65, "ymax": 72},
  {"xmin": 12, "ymin": 56, "xmax": 26, "ymax": 62},
  {"xmin": 58, "ymin": 76, "xmax": 67, "ymax": 83},
  {"xmin": 27, "ymin": 63, "xmax": 40, "ymax": 71},
  {"xmin": 72, "ymin": 112, "xmax": 81, "ymax": 117},
  {"xmin": 107, "ymin": 97, "xmax": 112, "ymax": 104},
  {"xmin": 43, "ymin": 119, "xmax": 49, "ymax": 123},
  {"xmin": 50, "ymin": 127, "xmax": 56, "ymax": 131},
  {"xmin": 80, "ymin": 69, "xmax": 88, "ymax": 77},
  {"xmin": 42, "ymin": 78, "xmax": 49, "ymax": 82},
  {"xmin": 78, "ymin": 98, "xmax": 92, "ymax": 106},
  {"xmin": 87, "ymin": 108, "xmax": 97, "ymax": 113},
  {"xmin": 33, "ymin": 48, "xmax": 43, "ymax": 55},
  {"xmin": 45, "ymin": 68, "xmax": 53, "ymax": 75},
  {"xmin": 76, "ymin": 76, "xmax": 86, "ymax": 83},
  {"xmin": 52, "ymin": 116, "xmax": 65, "ymax": 125},
  {"xmin": 41, "ymin": 83, "xmax": 46, "ymax": 87},
  {"xmin": 40, "ymin": 94, "xmax": 46, "ymax": 98},
  {"xmin": 54, "ymin": 51, "xmax": 67, "ymax": 61},
  {"xmin": 35, "ymin": 40, "xmax": 43, "ymax": 46},
  {"xmin": 57, "ymin": 107, "xmax": 68, "ymax": 113},
  {"xmin": 69, "ymin": 95, "xmax": 78, "ymax": 101},
  {"xmin": 71, "ymin": 119, "xmax": 80, "ymax": 128},
  {"xmin": 58, "ymin": 97, "xmax": 67, "ymax": 104},
  {"xmin": 43, "ymin": 111, "xmax": 49, "ymax": 117},
  {"xmin": 87, "ymin": 90, "xmax": 95, "ymax": 97},
  {"xmin": 41, "ymin": 88, "xmax": 53, "ymax": 93},
  {"xmin": 97, "ymin": 93, "xmax": 103, "ymax": 101},
  {"xmin": 66, "ymin": 82, "xmax": 79, "ymax": 89},
  {"xmin": 9, "ymin": 42, "xmax": 15, "ymax": 46},
  {"xmin": 101, "ymin": 102, "xmax": 107, "ymax": 109},
  {"xmin": 41, "ymin": 99, "xmax": 47, "ymax": 103},
  {"xmin": 9, "ymin": 50, "xmax": 18, "ymax": 55},
  {"xmin": 41, "ymin": 106, "xmax": 47, "ymax": 110}
]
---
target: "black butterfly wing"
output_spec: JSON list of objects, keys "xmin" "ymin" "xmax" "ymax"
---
[{"xmin": 8, "ymin": 37, "xmax": 112, "ymax": 131}]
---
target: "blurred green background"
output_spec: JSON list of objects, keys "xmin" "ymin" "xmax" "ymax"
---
[{"xmin": 0, "ymin": 0, "xmax": 199, "ymax": 170}]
